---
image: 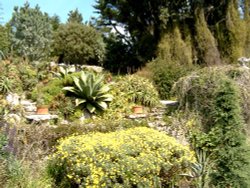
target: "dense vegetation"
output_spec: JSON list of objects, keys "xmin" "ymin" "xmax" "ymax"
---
[
  {"xmin": 0, "ymin": 1, "xmax": 250, "ymax": 187},
  {"xmin": 48, "ymin": 127, "xmax": 194, "ymax": 187}
]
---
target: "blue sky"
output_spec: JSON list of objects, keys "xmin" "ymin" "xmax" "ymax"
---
[{"xmin": 0, "ymin": 0, "xmax": 97, "ymax": 24}]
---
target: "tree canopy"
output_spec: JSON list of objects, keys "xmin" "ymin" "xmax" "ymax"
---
[
  {"xmin": 52, "ymin": 22, "xmax": 106, "ymax": 65},
  {"xmin": 95, "ymin": 0, "xmax": 250, "ymax": 72},
  {"xmin": 9, "ymin": 2, "xmax": 52, "ymax": 62},
  {"xmin": 67, "ymin": 8, "xmax": 83, "ymax": 24}
]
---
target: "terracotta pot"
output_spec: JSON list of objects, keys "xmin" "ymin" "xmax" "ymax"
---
[
  {"xmin": 132, "ymin": 106, "xmax": 143, "ymax": 114},
  {"xmin": 36, "ymin": 106, "xmax": 49, "ymax": 115}
]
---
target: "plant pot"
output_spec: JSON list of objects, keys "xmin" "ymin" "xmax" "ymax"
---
[
  {"xmin": 132, "ymin": 106, "xmax": 143, "ymax": 114},
  {"xmin": 36, "ymin": 105, "xmax": 49, "ymax": 115}
]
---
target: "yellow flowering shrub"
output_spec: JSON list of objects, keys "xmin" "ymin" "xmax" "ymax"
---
[{"xmin": 47, "ymin": 127, "xmax": 194, "ymax": 187}]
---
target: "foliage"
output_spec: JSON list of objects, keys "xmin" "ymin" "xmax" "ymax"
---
[
  {"xmin": 10, "ymin": 2, "xmax": 52, "ymax": 61},
  {"xmin": 96, "ymin": 74, "xmax": 160, "ymax": 120},
  {"xmin": 67, "ymin": 8, "xmax": 83, "ymax": 24},
  {"xmin": 52, "ymin": 66, "xmax": 76, "ymax": 80},
  {"xmin": 0, "ymin": 61, "xmax": 22, "ymax": 94},
  {"xmin": 0, "ymin": 133, "xmax": 8, "ymax": 157},
  {"xmin": 0, "ymin": 77, "xmax": 13, "ymax": 94},
  {"xmin": 173, "ymin": 67, "xmax": 250, "ymax": 187},
  {"xmin": 0, "ymin": 25, "xmax": 11, "ymax": 57},
  {"xmin": 52, "ymin": 22, "xmax": 105, "ymax": 65},
  {"xmin": 31, "ymin": 78, "xmax": 63, "ymax": 105},
  {"xmin": 102, "ymin": 34, "xmax": 141, "ymax": 74},
  {"xmin": 151, "ymin": 59, "xmax": 195, "ymax": 99},
  {"xmin": 182, "ymin": 149, "xmax": 214, "ymax": 188},
  {"xmin": 50, "ymin": 93, "xmax": 75, "ymax": 120},
  {"xmin": 63, "ymin": 71, "xmax": 113, "ymax": 115},
  {"xmin": 194, "ymin": 6, "xmax": 221, "ymax": 65},
  {"xmin": 49, "ymin": 14, "xmax": 60, "ymax": 31},
  {"xmin": 17, "ymin": 62, "xmax": 38, "ymax": 92},
  {"xmin": 214, "ymin": 1, "xmax": 246, "ymax": 62},
  {"xmin": 95, "ymin": 0, "xmax": 250, "ymax": 70},
  {"xmin": 94, "ymin": 0, "xmax": 190, "ymax": 67},
  {"xmin": 48, "ymin": 127, "xmax": 194, "ymax": 187},
  {"xmin": 3, "ymin": 158, "xmax": 52, "ymax": 188},
  {"xmin": 114, "ymin": 75, "xmax": 160, "ymax": 107}
]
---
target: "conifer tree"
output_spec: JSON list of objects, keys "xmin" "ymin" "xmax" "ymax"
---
[
  {"xmin": 9, "ymin": 2, "xmax": 52, "ymax": 61},
  {"xmin": 67, "ymin": 8, "xmax": 83, "ymax": 24}
]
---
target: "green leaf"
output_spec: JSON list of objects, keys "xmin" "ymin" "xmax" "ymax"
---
[
  {"xmin": 75, "ymin": 98, "xmax": 86, "ymax": 106},
  {"xmin": 96, "ymin": 101, "xmax": 108, "ymax": 110},
  {"xmin": 86, "ymin": 103, "xmax": 96, "ymax": 113},
  {"xmin": 63, "ymin": 86, "xmax": 75, "ymax": 93}
]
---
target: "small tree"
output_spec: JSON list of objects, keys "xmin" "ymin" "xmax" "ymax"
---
[
  {"xmin": 53, "ymin": 22, "xmax": 105, "ymax": 65},
  {"xmin": 9, "ymin": 2, "xmax": 52, "ymax": 61}
]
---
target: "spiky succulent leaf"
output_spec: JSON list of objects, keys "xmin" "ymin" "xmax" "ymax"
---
[
  {"xmin": 96, "ymin": 101, "xmax": 108, "ymax": 110},
  {"xmin": 86, "ymin": 103, "xmax": 96, "ymax": 113},
  {"xmin": 64, "ymin": 71, "xmax": 113, "ymax": 114},
  {"xmin": 75, "ymin": 98, "xmax": 86, "ymax": 106},
  {"xmin": 63, "ymin": 86, "xmax": 76, "ymax": 93}
]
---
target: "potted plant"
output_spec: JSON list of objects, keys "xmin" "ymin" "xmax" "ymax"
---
[
  {"xmin": 36, "ymin": 96, "xmax": 49, "ymax": 115},
  {"xmin": 132, "ymin": 105, "xmax": 143, "ymax": 114}
]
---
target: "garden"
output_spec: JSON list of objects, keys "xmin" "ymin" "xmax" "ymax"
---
[{"xmin": 1, "ymin": 1, "xmax": 250, "ymax": 188}]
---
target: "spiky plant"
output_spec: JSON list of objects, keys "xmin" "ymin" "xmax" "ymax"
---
[
  {"xmin": 53, "ymin": 66, "xmax": 76, "ymax": 79},
  {"xmin": 63, "ymin": 71, "xmax": 113, "ymax": 114},
  {"xmin": 0, "ymin": 77, "xmax": 13, "ymax": 94}
]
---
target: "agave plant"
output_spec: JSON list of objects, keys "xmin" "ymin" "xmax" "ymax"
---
[
  {"xmin": 0, "ymin": 77, "xmax": 13, "ymax": 94},
  {"xmin": 63, "ymin": 71, "xmax": 113, "ymax": 114},
  {"xmin": 53, "ymin": 66, "xmax": 76, "ymax": 79},
  {"xmin": 180, "ymin": 149, "xmax": 213, "ymax": 188}
]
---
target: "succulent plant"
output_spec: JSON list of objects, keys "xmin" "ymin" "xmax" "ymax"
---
[{"xmin": 63, "ymin": 71, "xmax": 113, "ymax": 114}]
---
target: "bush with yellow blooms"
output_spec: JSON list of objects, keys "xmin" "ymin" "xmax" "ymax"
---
[{"xmin": 47, "ymin": 127, "xmax": 194, "ymax": 187}]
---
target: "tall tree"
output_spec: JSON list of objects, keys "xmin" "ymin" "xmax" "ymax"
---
[
  {"xmin": 10, "ymin": 2, "xmax": 52, "ymax": 61},
  {"xmin": 50, "ymin": 14, "xmax": 60, "ymax": 31},
  {"xmin": 67, "ymin": 8, "xmax": 83, "ymax": 24},
  {"xmin": 96, "ymin": 0, "xmax": 249, "ymax": 70},
  {"xmin": 52, "ymin": 22, "xmax": 105, "ymax": 65},
  {"xmin": 192, "ymin": 0, "xmax": 221, "ymax": 65}
]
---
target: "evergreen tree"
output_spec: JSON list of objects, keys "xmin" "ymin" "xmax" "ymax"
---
[
  {"xmin": 193, "ymin": 1, "xmax": 221, "ymax": 65},
  {"xmin": 0, "ymin": 24, "xmax": 10, "ymax": 57},
  {"xmin": 95, "ymin": 0, "xmax": 249, "ymax": 69},
  {"xmin": 9, "ymin": 2, "xmax": 52, "ymax": 61},
  {"xmin": 67, "ymin": 8, "xmax": 83, "ymax": 24},
  {"xmin": 50, "ymin": 14, "xmax": 60, "ymax": 31}
]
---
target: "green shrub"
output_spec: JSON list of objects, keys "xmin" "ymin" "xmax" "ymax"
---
[
  {"xmin": 48, "ymin": 127, "xmax": 194, "ymax": 187},
  {"xmin": 150, "ymin": 59, "xmax": 195, "ymax": 99},
  {"xmin": 31, "ymin": 78, "xmax": 63, "ymax": 105},
  {"xmin": 17, "ymin": 63, "xmax": 38, "ymax": 92},
  {"xmin": 0, "ymin": 61, "xmax": 23, "ymax": 95},
  {"xmin": 99, "ymin": 74, "xmax": 160, "ymax": 120},
  {"xmin": 114, "ymin": 75, "xmax": 160, "ymax": 107},
  {"xmin": 8, "ymin": 120, "xmax": 147, "ymax": 160},
  {"xmin": 173, "ymin": 67, "xmax": 250, "ymax": 187}
]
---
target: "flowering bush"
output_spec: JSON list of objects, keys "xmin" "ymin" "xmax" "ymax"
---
[{"xmin": 48, "ymin": 127, "xmax": 194, "ymax": 187}]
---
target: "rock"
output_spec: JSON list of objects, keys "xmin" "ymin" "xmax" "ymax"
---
[
  {"xmin": 25, "ymin": 114, "xmax": 58, "ymax": 121},
  {"xmin": 20, "ymin": 100, "xmax": 37, "ymax": 112},
  {"xmin": 6, "ymin": 93, "xmax": 20, "ymax": 105},
  {"xmin": 160, "ymin": 100, "xmax": 179, "ymax": 106}
]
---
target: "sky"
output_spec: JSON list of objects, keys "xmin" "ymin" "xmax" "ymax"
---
[{"xmin": 0, "ymin": 0, "xmax": 97, "ymax": 24}]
